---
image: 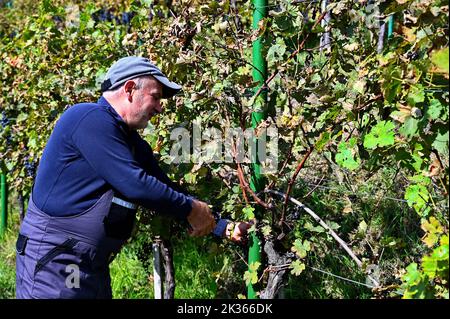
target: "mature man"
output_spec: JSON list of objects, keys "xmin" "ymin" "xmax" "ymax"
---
[{"xmin": 16, "ymin": 56, "xmax": 244, "ymax": 299}]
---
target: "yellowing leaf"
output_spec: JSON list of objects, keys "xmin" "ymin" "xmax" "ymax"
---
[
  {"xmin": 390, "ymin": 103, "xmax": 412, "ymax": 123},
  {"xmin": 243, "ymin": 261, "xmax": 261, "ymax": 285},
  {"xmin": 249, "ymin": 261, "xmax": 261, "ymax": 272},
  {"xmin": 353, "ymin": 79, "xmax": 366, "ymax": 94},
  {"xmin": 421, "ymin": 217, "xmax": 444, "ymax": 234},
  {"xmin": 243, "ymin": 270, "xmax": 258, "ymax": 285},
  {"xmin": 431, "ymin": 48, "xmax": 449, "ymax": 74},
  {"xmin": 261, "ymin": 225, "xmax": 272, "ymax": 237},
  {"xmin": 344, "ymin": 42, "xmax": 359, "ymax": 51},
  {"xmin": 291, "ymin": 239, "xmax": 311, "ymax": 259},
  {"xmin": 421, "ymin": 217, "xmax": 444, "ymax": 247},
  {"xmin": 358, "ymin": 220, "xmax": 368, "ymax": 234},
  {"xmin": 401, "ymin": 26, "xmax": 416, "ymax": 43},
  {"xmin": 290, "ymin": 260, "xmax": 306, "ymax": 276}
]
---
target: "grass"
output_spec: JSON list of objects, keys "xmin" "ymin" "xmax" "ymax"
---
[
  {"xmin": 110, "ymin": 246, "xmax": 154, "ymax": 299},
  {"xmin": 171, "ymin": 235, "xmax": 247, "ymax": 299},
  {"xmin": 113, "ymin": 229, "xmax": 248, "ymax": 299},
  {"xmin": 0, "ymin": 195, "xmax": 20, "ymax": 299}
]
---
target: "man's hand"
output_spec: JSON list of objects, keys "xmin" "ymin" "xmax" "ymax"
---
[
  {"xmin": 187, "ymin": 200, "xmax": 216, "ymax": 237},
  {"xmin": 225, "ymin": 221, "xmax": 253, "ymax": 243}
]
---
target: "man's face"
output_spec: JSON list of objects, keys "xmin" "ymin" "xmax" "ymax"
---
[{"xmin": 128, "ymin": 77, "xmax": 163, "ymax": 129}]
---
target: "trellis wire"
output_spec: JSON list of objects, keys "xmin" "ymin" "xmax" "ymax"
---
[
  {"xmin": 290, "ymin": 173, "xmax": 449, "ymax": 208},
  {"xmin": 306, "ymin": 265, "xmax": 404, "ymax": 296},
  {"xmin": 307, "ymin": 265, "xmax": 376, "ymax": 289}
]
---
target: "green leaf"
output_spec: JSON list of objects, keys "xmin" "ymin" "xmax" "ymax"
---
[
  {"xmin": 381, "ymin": 66, "xmax": 402, "ymax": 103},
  {"xmin": 16, "ymin": 113, "xmax": 28, "ymax": 122},
  {"xmin": 291, "ymin": 239, "xmax": 311, "ymax": 259},
  {"xmin": 267, "ymin": 38, "xmax": 286, "ymax": 67},
  {"xmin": 315, "ymin": 131, "xmax": 331, "ymax": 152},
  {"xmin": 296, "ymin": 51, "xmax": 308, "ymax": 66},
  {"xmin": 358, "ymin": 220, "xmax": 368, "ymax": 235},
  {"xmin": 441, "ymin": 235, "xmax": 449, "ymax": 246},
  {"xmin": 273, "ymin": 13, "xmax": 294, "ymax": 31},
  {"xmin": 402, "ymin": 263, "xmax": 422, "ymax": 287},
  {"xmin": 422, "ymin": 254, "xmax": 437, "ymax": 278},
  {"xmin": 290, "ymin": 260, "xmax": 306, "ymax": 276},
  {"xmin": 42, "ymin": 0, "xmax": 57, "ymax": 13},
  {"xmin": 27, "ymin": 132, "xmax": 38, "ymax": 149},
  {"xmin": 363, "ymin": 121, "xmax": 396, "ymax": 150},
  {"xmin": 426, "ymin": 99, "xmax": 444, "ymax": 120},
  {"xmin": 310, "ymin": 73, "xmax": 322, "ymax": 84},
  {"xmin": 410, "ymin": 153, "xmax": 423, "ymax": 172},
  {"xmin": 433, "ymin": 244, "xmax": 449, "ymax": 261},
  {"xmin": 406, "ymin": 86, "xmax": 425, "ymax": 107},
  {"xmin": 304, "ymin": 222, "xmax": 325, "ymax": 233},
  {"xmin": 405, "ymin": 184, "xmax": 430, "ymax": 216},
  {"xmin": 242, "ymin": 206, "xmax": 255, "ymax": 220},
  {"xmin": 5, "ymin": 162, "xmax": 14, "ymax": 172},
  {"xmin": 403, "ymin": 263, "xmax": 421, "ymax": 286},
  {"xmin": 432, "ymin": 131, "xmax": 449, "ymax": 156},
  {"xmin": 399, "ymin": 117, "xmax": 419, "ymax": 139},
  {"xmin": 431, "ymin": 47, "xmax": 449, "ymax": 74},
  {"xmin": 335, "ymin": 138, "xmax": 360, "ymax": 170},
  {"xmin": 409, "ymin": 174, "xmax": 431, "ymax": 185}
]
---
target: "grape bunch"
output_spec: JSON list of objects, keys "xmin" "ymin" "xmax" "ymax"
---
[
  {"xmin": 52, "ymin": 15, "xmax": 64, "ymax": 24},
  {"xmin": 49, "ymin": 109, "xmax": 59, "ymax": 121},
  {"xmin": 91, "ymin": 9, "xmax": 113, "ymax": 23},
  {"xmin": 287, "ymin": 205, "xmax": 302, "ymax": 221},
  {"xmin": 1, "ymin": 112, "xmax": 13, "ymax": 145},
  {"xmin": 91, "ymin": 9, "xmax": 134, "ymax": 26},
  {"xmin": 1, "ymin": 112, "xmax": 9, "ymax": 129},
  {"xmin": 121, "ymin": 12, "xmax": 134, "ymax": 25},
  {"xmin": 24, "ymin": 155, "xmax": 37, "ymax": 178},
  {"xmin": 406, "ymin": 50, "xmax": 419, "ymax": 61}
]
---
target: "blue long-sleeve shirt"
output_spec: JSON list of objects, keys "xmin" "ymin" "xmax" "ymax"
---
[{"xmin": 32, "ymin": 96, "xmax": 192, "ymax": 218}]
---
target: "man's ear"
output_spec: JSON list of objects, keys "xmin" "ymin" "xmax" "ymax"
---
[{"xmin": 123, "ymin": 80, "xmax": 137, "ymax": 102}]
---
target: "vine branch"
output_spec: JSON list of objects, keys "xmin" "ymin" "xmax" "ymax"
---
[{"xmin": 280, "ymin": 146, "xmax": 314, "ymax": 226}]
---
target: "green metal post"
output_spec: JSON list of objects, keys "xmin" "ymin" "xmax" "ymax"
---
[
  {"xmin": 1, "ymin": 173, "xmax": 7, "ymax": 237},
  {"xmin": 248, "ymin": 0, "xmax": 267, "ymax": 299},
  {"xmin": 387, "ymin": 15, "xmax": 394, "ymax": 38}
]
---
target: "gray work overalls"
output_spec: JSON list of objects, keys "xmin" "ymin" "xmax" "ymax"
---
[{"xmin": 15, "ymin": 190, "xmax": 136, "ymax": 299}]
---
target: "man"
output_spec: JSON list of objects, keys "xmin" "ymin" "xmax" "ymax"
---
[{"xmin": 15, "ymin": 56, "xmax": 247, "ymax": 299}]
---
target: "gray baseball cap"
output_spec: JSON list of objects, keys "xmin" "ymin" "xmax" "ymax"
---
[{"xmin": 101, "ymin": 56, "xmax": 182, "ymax": 98}]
